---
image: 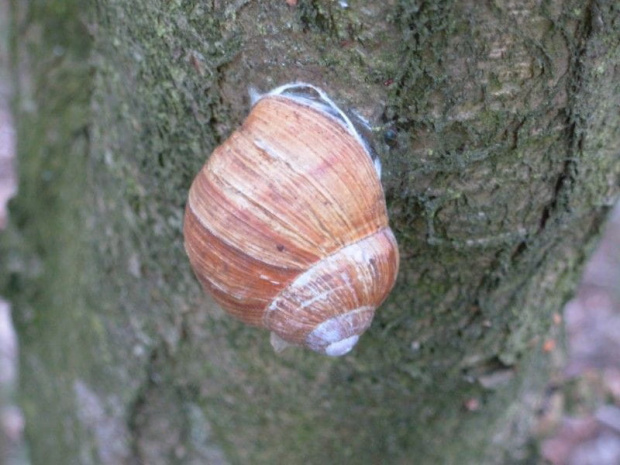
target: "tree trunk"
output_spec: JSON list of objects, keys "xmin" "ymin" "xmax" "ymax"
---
[{"xmin": 1, "ymin": 0, "xmax": 618, "ymax": 464}]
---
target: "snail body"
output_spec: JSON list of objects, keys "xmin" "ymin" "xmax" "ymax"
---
[{"xmin": 184, "ymin": 83, "xmax": 399, "ymax": 356}]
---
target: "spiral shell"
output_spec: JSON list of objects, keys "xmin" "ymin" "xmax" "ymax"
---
[{"xmin": 184, "ymin": 83, "xmax": 399, "ymax": 356}]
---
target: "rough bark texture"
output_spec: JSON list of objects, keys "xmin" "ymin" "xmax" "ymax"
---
[{"xmin": 1, "ymin": 0, "xmax": 618, "ymax": 464}]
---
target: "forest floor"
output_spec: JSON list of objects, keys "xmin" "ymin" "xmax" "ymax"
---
[{"xmin": 539, "ymin": 204, "xmax": 620, "ymax": 465}]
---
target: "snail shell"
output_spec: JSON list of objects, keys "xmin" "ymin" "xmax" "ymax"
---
[{"xmin": 184, "ymin": 83, "xmax": 399, "ymax": 356}]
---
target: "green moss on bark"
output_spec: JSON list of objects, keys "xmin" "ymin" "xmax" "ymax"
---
[{"xmin": 1, "ymin": 0, "xmax": 618, "ymax": 464}]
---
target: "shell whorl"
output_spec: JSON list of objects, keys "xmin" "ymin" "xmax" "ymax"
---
[
  {"xmin": 184, "ymin": 85, "xmax": 399, "ymax": 355},
  {"xmin": 265, "ymin": 227, "xmax": 398, "ymax": 355}
]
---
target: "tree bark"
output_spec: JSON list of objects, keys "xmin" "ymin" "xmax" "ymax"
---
[{"xmin": 1, "ymin": 0, "xmax": 619, "ymax": 464}]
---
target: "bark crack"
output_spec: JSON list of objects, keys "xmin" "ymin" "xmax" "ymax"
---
[
  {"xmin": 126, "ymin": 346, "xmax": 162, "ymax": 465},
  {"xmin": 538, "ymin": 1, "xmax": 598, "ymax": 234}
]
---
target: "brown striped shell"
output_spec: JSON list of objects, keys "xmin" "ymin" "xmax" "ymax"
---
[{"xmin": 184, "ymin": 83, "xmax": 399, "ymax": 356}]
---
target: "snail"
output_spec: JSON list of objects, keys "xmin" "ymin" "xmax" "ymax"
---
[{"xmin": 184, "ymin": 83, "xmax": 399, "ymax": 356}]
